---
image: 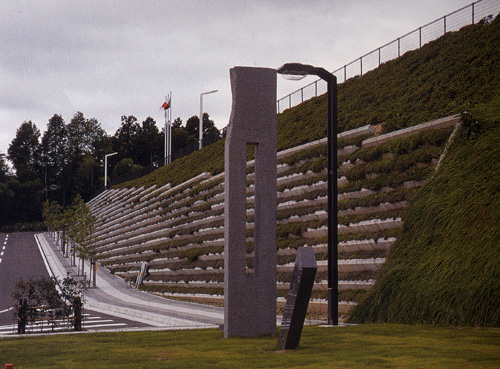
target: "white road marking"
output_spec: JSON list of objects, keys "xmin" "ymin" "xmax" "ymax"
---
[
  {"xmin": 1, "ymin": 310, "xmax": 133, "ymax": 336},
  {"xmin": 0, "ymin": 252, "xmax": 3, "ymax": 256},
  {"xmin": 0, "ymin": 318, "xmax": 129, "ymax": 334},
  {"xmin": 82, "ymin": 322, "xmax": 128, "ymax": 328}
]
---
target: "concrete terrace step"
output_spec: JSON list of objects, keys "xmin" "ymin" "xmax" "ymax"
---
[{"xmin": 86, "ymin": 115, "xmax": 460, "ymax": 313}]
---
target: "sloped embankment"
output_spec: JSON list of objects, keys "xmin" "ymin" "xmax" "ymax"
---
[
  {"xmin": 88, "ymin": 15, "xmax": 500, "ymax": 321},
  {"xmin": 348, "ymin": 116, "xmax": 500, "ymax": 326},
  {"xmin": 88, "ymin": 116, "xmax": 458, "ymax": 318}
]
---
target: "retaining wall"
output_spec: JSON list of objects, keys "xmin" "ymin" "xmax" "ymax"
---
[{"xmin": 88, "ymin": 115, "xmax": 460, "ymax": 317}]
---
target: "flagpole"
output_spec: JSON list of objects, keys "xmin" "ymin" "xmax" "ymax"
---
[
  {"xmin": 163, "ymin": 96, "xmax": 168, "ymax": 165},
  {"xmin": 168, "ymin": 92, "xmax": 172, "ymax": 164},
  {"xmin": 162, "ymin": 93, "xmax": 172, "ymax": 166}
]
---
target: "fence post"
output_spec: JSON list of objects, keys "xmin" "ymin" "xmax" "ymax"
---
[
  {"xmin": 444, "ymin": 15, "xmax": 447, "ymax": 34},
  {"xmin": 419, "ymin": 27, "xmax": 422, "ymax": 48},
  {"xmin": 472, "ymin": 2, "xmax": 475, "ymax": 23},
  {"xmin": 378, "ymin": 47, "xmax": 381, "ymax": 66},
  {"xmin": 398, "ymin": 38, "xmax": 401, "ymax": 57},
  {"xmin": 17, "ymin": 299, "xmax": 27, "ymax": 334},
  {"xmin": 344, "ymin": 65, "xmax": 347, "ymax": 82},
  {"xmin": 360, "ymin": 57, "xmax": 363, "ymax": 76},
  {"xmin": 92, "ymin": 258, "xmax": 97, "ymax": 288},
  {"xmin": 73, "ymin": 296, "xmax": 82, "ymax": 331}
]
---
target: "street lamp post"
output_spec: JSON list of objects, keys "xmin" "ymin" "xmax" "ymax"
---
[
  {"xmin": 199, "ymin": 89, "xmax": 218, "ymax": 150},
  {"xmin": 104, "ymin": 152, "xmax": 118, "ymax": 189},
  {"xmin": 277, "ymin": 63, "xmax": 338, "ymax": 325}
]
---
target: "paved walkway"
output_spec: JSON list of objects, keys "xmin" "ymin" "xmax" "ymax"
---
[{"xmin": 35, "ymin": 233, "xmax": 224, "ymax": 330}]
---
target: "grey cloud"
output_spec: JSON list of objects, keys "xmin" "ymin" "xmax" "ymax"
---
[{"xmin": 0, "ymin": 0, "xmax": 473, "ymax": 155}]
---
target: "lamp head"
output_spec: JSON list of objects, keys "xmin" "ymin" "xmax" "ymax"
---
[
  {"xmin": 201, "ymin": 89, "xmax": 218, "ymax": 96},
  {"xmin": 277, "ymin": 63, "xmax": 335, "ymax": 83},
  {"xmin": 277, "ymin": 63, "xmax": 314, "ymax": 76}
]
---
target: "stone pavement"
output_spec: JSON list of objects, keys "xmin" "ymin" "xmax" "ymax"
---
[{"xmin": 35, "ymin": 233, "xmax": 223, "ymax": 330}]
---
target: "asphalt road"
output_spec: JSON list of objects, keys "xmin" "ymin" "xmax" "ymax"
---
[
  {"xmin": 0, "ymin": 232, "xmax": 151, "ymax": 331},
  {"xmin": 0, "ymin": 232, "xmax": 49, "ymax": 312}
]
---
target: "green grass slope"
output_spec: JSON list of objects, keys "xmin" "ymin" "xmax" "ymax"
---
[
  {"xmin": 277, "ymin": 15, "xmax": 500, "ymax": 148},
  {"xmin": 122, "ymin": 15, "xmax": 500, "ymax": 189},
  {"xmin": 348, "ymin": 108, "xmax": 500, "ymax": 326}
]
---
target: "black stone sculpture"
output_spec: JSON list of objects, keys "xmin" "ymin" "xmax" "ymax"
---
[{"xmin": 278, "ymin": 246, "xmax": 317, "ymax": 350}]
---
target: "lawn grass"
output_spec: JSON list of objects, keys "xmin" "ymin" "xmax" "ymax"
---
[{"xmin": 1, "ymin": 324, "xmax": 500, "ymax": 368}]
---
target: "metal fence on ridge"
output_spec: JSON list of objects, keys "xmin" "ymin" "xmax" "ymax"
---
[
  {"xmin": 276, "ymin": 0, "xmax": 500, "ymax": 113},
  {"xmin": 90, "ymin": 0, "xmax": 499, "ymax": 200}
]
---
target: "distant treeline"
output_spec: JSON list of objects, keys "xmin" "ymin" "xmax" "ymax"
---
[{"xmin": 0, "ymin": 112, "xmax": 221, "ymax": 228}]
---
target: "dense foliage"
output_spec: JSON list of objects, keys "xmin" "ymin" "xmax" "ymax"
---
[
  {"xmin": 0, "ymin": 112, "xmax": 220, "ymax": 228},
  {"xmin": 348, "ymin": 108, "xmax": 500, "ymax": 326}
]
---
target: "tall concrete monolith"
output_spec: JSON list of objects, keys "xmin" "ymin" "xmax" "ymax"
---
[{"xmin": 224, "ymin": 66, "xmax": 277, "ymax": 338}]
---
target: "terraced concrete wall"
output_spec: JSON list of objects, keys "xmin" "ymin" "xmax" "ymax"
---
[{"xmin": 88, "ymin": 114, "xmax": 460, "ymax": 318}]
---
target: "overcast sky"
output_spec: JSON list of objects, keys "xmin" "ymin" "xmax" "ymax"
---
[{"xmin": 0, "ymin": 0, "xmax": 473, "ymax": 158}]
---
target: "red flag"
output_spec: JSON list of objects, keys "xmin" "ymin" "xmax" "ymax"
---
[{"xmin": 161, "ymin": 101, "xmax": 170, "ymax": 110}]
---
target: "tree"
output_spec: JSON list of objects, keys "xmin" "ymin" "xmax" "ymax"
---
[
  {"xmin": 185, "ymin": 113, "xmax": 221, "ymax": 146},
  {"xmin": 41, "ymin": 114, "xmax": 68, "ymax": 201},
  {"xmin": 0, "ymin": 154, "xmax": 15, "ymax": 226},
  {"xmin": 12, "ymin": 274, "xmax": 84, "ymax": 331},
  {"xmin": 171, "ymin": 117, "xmax": 197, "ymax": 152},
  {"xmin": 66, "ymin": 112, "xmax": 107, "ymax": 202},
  {"xmin": 136, "ymin": 117, "xmax": 163, "ymax": 167},
  {"xmin": 42, "ymin": 199, "xmax": 64, "ymax": 244},
  {"xmin": 112, "ymin": 158, "xmax": 142, "ymax": 178},
  {"xmin": 67, "ymin": 112, "xmax": 106, "ymax": 156},
  {"xmin": 0, "ymin": 152, "xmax": 9, "ymax": 183},
  {"xmin": 75, "ymin": 153, "xmax": 99, "ymax": 197},
  {"xmin": 113, "ymin": 115, "xmax": 141, "ymax": 160},
  {"xmin": 2, "ymin": 176, "xmax": 43, "ymax": 224},
  {"xmin": 4, "ymin": 112, "xmax": 109, "ymax": 228},
  {"xmin": 8, "ymin": 121, "xmax": 41, "ymax": 181},
  {"xmin": 6, "ymin": 121, "xmax": 44, "ymax": 224},
  {"xmin": 66, "ymin": 195, "xmax": 96, "ymax": 277}
]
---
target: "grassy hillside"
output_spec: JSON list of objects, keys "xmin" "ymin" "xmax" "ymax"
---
[
  {"xmin": 277, "ymin": 14, "xmax": 500, "ymax": 148},
  {"xmin": 348, "ymin": 106, "xmax": 500, "ymax": 326},
  {"xmin": 109, "ymin": 14, "xmax": 500, "ymax": 326},
  {"xmin": 122, "ymin": 15, "xmax": 500, "ymax": 189}
]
